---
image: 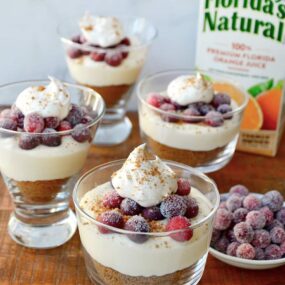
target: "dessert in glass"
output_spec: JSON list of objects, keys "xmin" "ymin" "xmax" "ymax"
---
[
  {"xmin": 59, "ymin": 13, "xmax": 157, "ymax": 145},
  {"xmin": 137, "ymin": 70, "xmax": 248, "ymax": 173},
  {"xmin": 0, "ymin": 77, "xmax": 105, "ymax": 248},
  {"xmin": 74, "ymin": 144, "xmax": 219, "ymax": 285}
]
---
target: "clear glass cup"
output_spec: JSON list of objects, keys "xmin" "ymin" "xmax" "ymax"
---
[
  {"xmin": 58, "ymin": 16, "xmax": 157, "ymax": 145},
  {"xmin": 137, "ymin": 69, "xmax": 249, "ymax": 173},
  {"xmin": 0, "ymin": 80, "xmax": 105, "ymax": 248},
  {"xmin": 73, "ymin": 159, "xmax": 219, "ymax": 285}
]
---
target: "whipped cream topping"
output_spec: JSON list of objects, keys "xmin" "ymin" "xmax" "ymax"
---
[
  {"xmin": 79, "ymin": 13, "xmax": 124, "ymax": 48},
  {"xmin": 111, "ymin": 144, "xmax": 177, "ymax": 207},
  {"xmin": 167, "ymin": 73, "xmax": 214, "ymax": 106},
  {"xmin": 15, "ymin": 77, "xmax": 71, "ymax": 120}
]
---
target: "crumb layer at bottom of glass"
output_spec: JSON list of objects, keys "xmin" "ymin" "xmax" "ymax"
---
[{"xmin": 82, "ymin": 246, "xmax": 207, "ymax": 285}]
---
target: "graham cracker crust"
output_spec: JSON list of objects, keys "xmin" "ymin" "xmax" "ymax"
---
[
  {"xmin": 16, "ymin": 178, "xmax": 68, "ymax": 203},
  {"xmin": 145, "ymin": 136, "xmax": 226, "ymax": 167}
]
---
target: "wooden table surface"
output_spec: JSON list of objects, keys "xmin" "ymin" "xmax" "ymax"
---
[{"xmin": 0, "ymin": 112, "xmax": 285, "ymax": 285}]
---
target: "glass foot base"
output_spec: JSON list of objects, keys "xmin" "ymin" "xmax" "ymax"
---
[
  {"xmin": 94, "ymin": 116, "xmax": 132, "ymax": 146},
  {"xmin": 8, "ymin": 209, "xmax": 77, "ymax": 249}
]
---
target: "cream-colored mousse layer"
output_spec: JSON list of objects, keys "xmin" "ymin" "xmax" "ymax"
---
[
  {"xmin": 0, "ymin": 136, "xmax": 90, "ymax": 181},
  {"xmin": 139, "ymin": 101, "xmax": 240, "ymax": 151},
  {"xmin": 79, "ymin": 182, "xmax": 213, "ymax": 277},
  {"xmin": 66, "ymin": 40, "xmax": 147, "ymax": 86}
]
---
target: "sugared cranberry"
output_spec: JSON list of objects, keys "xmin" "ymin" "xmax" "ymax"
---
[
  {"xmin": 166, "ymin": 216, "xmax": 193, "ymax": 242},
  {"xmin": 120, "ymin": 198, "xmax": 142, "ymax": 216},
  {"xmin": 219, "ymin": 201, "xmax": 227, "ymax": 209},
  {"xmin": 211, "ymin": 228, "xmax": 221, "ymax": 244},
  {"xmin": 236, "ymin": 243, "xmax": 255, "ymax": 260},
  {"xmin": 226, "ymin": 194, "xmax": 243, "ymax": 212},
  {"xmin": 214, "ymin": 235, "xmax": 230, "ymax": 253},
  {"xmin": 161, "ymin": 110, "xmax": 179, "ymax": 123},
  {"xmin": 280, "ymin": 241, "xmax": 285, "ymax": 256},
  {"xmin": 66, "ymin": 104, "xmax": 84, "ymax": 127},
  {"xmin": 24, "ymin": 112, "xmax": 44, "ymax": 133},
  {"xmin": 142, "ymin": 206, "xmax": 164, "ymax": 221},
  {"xmin": 19, "ymin": 134, "xmax": 40, "ymax": 150},
  {"xmin": 147, "ymin": 93, "xmax": 165, "ymax": 108},
  {"xmin": 176, "ymin": 178, "xmax": 191, "ymax": 196},
  {"xmin": 266, "ymin": 219, "xmax": 284, "ymax": 231},
  {"xmin": 246, "ymin": 210, "xmax": 266, "ymax": 230},
  {"xmin": 71, "ymin": 124, "xmax": 91, "ymax": 143},
  {"xmin": 233, "ymin": 222, "xmax": 254, "ymax": 243},
  {"xmin": 160, "ymin": 195, "xmax": 187, "ymax": 218},
  {"xmin": 68, "ymin": 48, "xmax": 82, "ymax": 59},
  {"xmin": 262, "ymin": 190, "xmax": 284, "ymax": 212},
  {"xmin": 183, "ymin": 107, "xmax": 201, "ymax": 123},
  {"xmin": 243, "ymin": 194, "xmax": 262, "ymax": 211},
  {"xmin": 252, "ymin": 229, "xmax": 271, "ymax": 248},
  {"xmin": 0, "ymin": 118, "xmax": 17, "ymax": 130},
  {"xmin": 226, "ymin": 242, "xmax": 240, "ymax": 256},
  {"xmin": 226, "ymin": 229, "xmax": 237, "ymax": 242},
  {"xmin": 233, "ymin": 208, "xmax": 248, "ymax": 224},
  {"xmin": 81, "ymin": 116, "xmax": 93, "ymax": 124},
  {"xmin": 11, "ymin": 108, "xmax": 24, "ymax": 128},
  {"xmin": 124, "ymin": 215, "xmax": 150, "ymax": 243},
  {"xmin": 184, "ymin": 197, "xmax": 199, "ymax": 219},
  {"xmin": 120, "ymin": 37, "xmax": 131, "ymax": 46},
  {"xmin": 213, "ymin": 208, "xmax": 232, "ymax": 230},
  {"xmin": 102, "ymin": 190, "xmax": 123, "ymax": 209},
  {"xmin": 90, "ymin": 51, "xmax": 106, "ymax": 61},
  {"xmin": 71, "ymin": 35, "xmax": 82, "ymax": 44},
  {"xmin": 259, "ymin": 206, "xmax": 274, "ymax": 226},
  {"xmin": 159, "ymin": 103, "xmax": 176, "ymax": 112},
  {"xmin": 45, "ymin": 117, "xmax": 60, "ymax": 129},
  {"xmin": 270, "ymin": 227, "xmax": 285, "ymax": 244},
  {"xmin": 41, "ymin": 128, "xmax": 61, "ymax": 147},
  {"xmin": 265, "ymin": 244, "xmax": 282, "ymax": 260},
  {"xmin": 97, "ymin": 210, "xmax": 124, "ymax": 234},
  {"xmin": 58, "ymin": 120, "xmax": 72, "ymax": 132},
  {"xmin": 217, "ymin": 104, "xmax": 232, "ymax": 119},
  {"xmin": 212, "ymin": 93, "xmax": 231, "ymax": 108},
  {"xmin": 105, "ymin": 52, "xmax": 123, "ymax": 66},
  {"xmin": 255, "ymin": 247, "xmax": 265, "ymax": 260},
  {"xmin": 199, "ymin": 103, "xmax": 215, "ymax": 116},
  {"xmin": 205, "ymin": 111, "xmax": 224, "ymax": 127},
  {"xmin": 229, "ymin": 184, "xmax": 249, "ymax": 196},
  {"xmin": 277, "ymin": 207, "xmax": 285, "ymax": 225}
]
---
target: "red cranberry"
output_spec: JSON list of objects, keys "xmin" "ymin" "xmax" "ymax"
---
[
  {"xmin": 19, "ymin": 134, "xmax": 41, "ymax": 150},
  {"xmin": 213, "ymin": 208, "xmax": 232, "ymax": 230},
  {"xmin": 252, "ymin": 229, "xmax": 271, "ymax": 248},
  {"xmin": 212, "ymin": 93, "xmax": 231, "ymax": 108},
  {"xmin": 184, "ymin": 197, "xmax": 199, "ymax": 218},
  {"xmin": 58, "ymin": 121, "xmax": 72, "ymax": 132},
  {"xmin": 226, "ymin": 242, "xmax": 240, "ymax": 257},
  {"xmin": 198, "ymin": 103, "xmax": 215, "ymax": 116},
  {"xmin": 166, "ymin": 216, "xmax": 193, "ymax": 242},
  {"xmin": 81, "ymin": 116, "xmax": 93, "ymax": 124},
  {"xmin": 124, "ymin": 216, "xmax": 150, "ymax": 243},
  {"xmin": 243, "ymin": 194, "xmax": 262, "ymax": 211},
  {"xmin": 205, "ymin": 111, "xmax": 224, "ymax": 127},
  {"xmin": 160, "ymin": 103, "xmax": 176, "ymax": 112},
  {"xmin": 120, "ymin": 198, "xmax": 142, "ymax": 216},
  {"xmin": 71, "ymin": 124, "xmax": 91, "ymax": 143},
  {"xmin": 142, "ymin": 206, "xmax": 164, "ymax": 221},
  {"xmin": 105, "ymin": 52, "xmax": 123, "ymax": 66},
  {"xmin": 233, "ymin": 222, "xmax": 254, "ymax": 243},
  {"xmin": 214, "ymin": 235, "xmax": 230, "ymax": 253},
  {"xmin": 97, "ymin": 210, "xmax": 124, "ymax": 234},
  {"xmin": 90, "ymin": 51, "xmax": 106, "ymax": 62},
  {"xmin": 265, "ymin": 244, "xmax": 282, "ymax": 260},
  {"xmin": 67, "ymin": 48, "xmax": 82, "ymax": 59},
  {"xmin": 183, "ymin": 107, "xmax": 201, "ymax": 123},
  {"xmin": 24, "ymin": 113, "xmax": 44, "ymax": 133},
  {"xmin": 41, "ymin": 128, "xmax": 61, "ymax": 147},
  {"xmin": 0, "ymin": 118, "xmax": 17, "ymax": 131},
  {"xmin": 147, "ymin": 93, "xmax": 165, "ymax": 108},
  {"xmin": 229, "ymin": 184, "xmax": 249, "ymax": 196},
  {"xmin": 262, "ymin": 190, "xmax": 284, "ymax": 212},
  {"xmin": 236, "ymin": 243, "xmax": 255, "ymax": 260},
  {"xmin": 176, "ymin": 178, "xmax": 191, "ymax": 196},
  {"xmin": 66, "ymin": 104, "xmax": 84, "ymax": 127},
  {"xmin": 102, "ymin": 190, "xmax": 123, "ymax": 209},
  {"xmin": 246, "ymin": 210, "xmax": 266, "ymax": 230},
  {"xmin": 120, "ymin": 37, "xmax": 131, "ymax": 46},
  {"xmin": 45, "ymin": 117, "xmax": 60, "ymax": 129},
  {"xmin": 161, "ymin": 110, "xmax": 179, "ymax": 123},
  {"xmin": 160, "ymin": 195, "xmax": 187, "ymax": 218}
]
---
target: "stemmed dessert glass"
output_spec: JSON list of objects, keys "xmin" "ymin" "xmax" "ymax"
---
[
  {"xmin": 0, "ymin": 80, "xmax": 105, "ymax": 248},
  {"xmin": 137, "ymin": 69, "xmax": 249, "ymax": 173},
  {"xmin": 58, "ymin": 16, "xmax": 157, "ymax": 145},
  {"xmin": 73, "ymin": 159, "xmax": 219, "ymax": 285}
]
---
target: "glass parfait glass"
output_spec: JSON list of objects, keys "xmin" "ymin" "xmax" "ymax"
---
[
  {"xmin": 137, "ymin": 69, "xmax": 249, "ymax": 173},
  {"xmin": 0, "ymin": 80, "xmax": 105, "ymax": 248},
  {"xmin": 58, "ymin": 16, "xmax": 157, "ymax": 145},
  {"xmin": 73, "ymin": 159, "xmax": 219, "ymax": 285}
]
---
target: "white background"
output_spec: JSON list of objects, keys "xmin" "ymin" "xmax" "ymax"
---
[{"xmin": 0, "ymin": 0, "xmax": 199, "ymax": 109}]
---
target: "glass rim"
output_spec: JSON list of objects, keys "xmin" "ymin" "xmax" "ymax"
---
[
  {"xmin": 0, "ymin": 79, "xmax": 106, "ymax": 135},
  {"xmin": 137, "ymin": 68, "xmax": 249, "ymax": 120},
  {"xmin": 58, "ymin": 16, "xmax": 158, "ymax": 53},
  {"xmin": 73, "ymin": 158, "xmax": 220, "ymax": 237}
]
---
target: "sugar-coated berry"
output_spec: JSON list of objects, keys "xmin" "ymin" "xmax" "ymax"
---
[
  {"xmin": 184, "ymin": 197, "xmax": 199, "ymax": 218},
  {"xmin": 205, "ymin": 111, "xmax": 224, "ymax": 127},
  {"xmin": 58, "ymin": 120, "xmax": 72, "ymax": 131},
  {"xmin": 161, "ymin": 110, "xmax": 179, "ymax": 123},
  {"xmin": 72, "ymin": 124, "xmax": 91, "ymax": 143},
  {"xmin": 0, "ymin": 118, "xmax": 17, "ymax": 131},
  {"xmin": 255, "ymin": 247, "xmax": 265, "ymax": 260},
  {"xmin": 219, "ymin": 201, "xmax": 227, "ymax": 209},
  {"xmin": 259, "ymin": 206, "xmax": 274, "ymax": 226},
  {"xmin": 24, "ymin": 113, "xmax": 44, "ymax": 133},
  {"xmin": 276, "ymin": 207, "xmax": 285, "ymax": 225},
  {"xmin": 217, "ymin": 104, "xmax": 232, "ymax": 118},
  {"xmin": 159, "ymin": 103, "xmax": 176, "ymax": 112},
  {"xmin": 68, "ymin": 48, "xmax": 82, "ymax": 59},
  {"xmin": 142, "ymin": 206, "xmax": 164, "ymax": 221},
  {"xmin": 214, "ymin": 235, "xmax": 230, "ymax": 253},
  {"xmin": 124, "ymin": 215, "xmax": 150, "ymax": 243},
  {"xmin": 266, "ymin": 219, "xmax": 284, "ymax": 231},
  {"xmin": 45, "ymin": 117, "xmax": 60, "ymax": 129},
  {"xmin": 160, "ymin": 195, "xmax": 187, "ymax": 218},
  {"xmin": 0, "ymin": 109, "xmax": 12, "ymax": 119},
  {"xmin": 213, "ymin": 208, "xmax": 233, "ymax": 230},
  {"xmin": 211, "ymin": 228, "xmax": 221, "ymax": 244},
  {"xmin": 251, "ymin": 229, "xmax": 271, "ymax": 248},
  {"xmin": 262, "ymin": 190, "xmax": 284, "ymax": 212},
  {"xmin": 66, "ymin": 104, "xmax": 84, "ymax": 127},
  {"xmin": 166, "ymin": 216, "xmax": 193, "ymax": 242},
  {"xmin": 245, "ymin": 210, "xmax": 266, "ymax": 230},
  {"xmin": 265, "ymin": 244, "xmax": 282, "ymax": 260},
  {"xmin": 183, "ymin": 107, "xmax": 201, "ymax": 123},
  {"xmin": 212, "ymin": 93, "xmax": 231, "ymax": 108},
  {"xmin": 233, "ymin": 222, "xmax": 254, "ymax": 243},
  {"xmin": 243, "ymin": 194, "xmax": 262, "ymax": 211},
  {"xmin": 229, "ymin": 184, "xmax": 249, "ymax": 196},
  {"xmin": 226, "ymin": 242, "xmax": 240, "ymax": 257},
  {"xmin": 233, "ymin": 208, "xmax": 248, "ymax": 224},
  {"xmin": 90, "ymin": 51, "xmax": 106, "ymax": 61},
  {"xmin": 226, "ymin": 194, "xmax": 243, "ymax": 212},
  {"xmin": 102, "ymin": 190, "xmax": 123, "ymax": 209},
  {"xmin": 81, "ymin": 115, "xmax": 93, "ymax": 124},
  {"xmin": 199, "ymin": 103, "xmax": 215, "ymax": 116},
  {"xmin": 105, "ymin": 52, "xmax": 123, "ymax": 66},
  {"xmin": 41, "ymin": 128, "xmax": 61, "ymax": 147},
  {"xmin": 236, "ymin": 243, "xmax": 255, "ymax": 260},
  {"xmin": 226, "ymin": 229, "xmax": 237, "ymax": 242},
  {"xmin": 18, "ymin": 134, "xmax": 41, "ymax": 150},
  {"xmin": 97, "ymin": 210, "xmax": 124, "ymax": 234},
  {"xmin": 176, "ymin": 178, "xmax": 191, "ymax": 196},
  {"xmin": 120, "ymin": 198, "xmax": 142, "ymax": 216},
  {"xmin": 280, "ymin": 241, "xmax": 285, "ymax": 256},
  {"xmin": 147, "ymin": 93, "xmax": 166, "ymax": 108},
  {"xmin": 270, "ymin": 227, "xmax": 285, "ymax": 244}
]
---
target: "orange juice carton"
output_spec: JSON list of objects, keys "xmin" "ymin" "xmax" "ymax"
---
[{"xmin": 195, "ymin": 0, "xmax": 285, "ymax": 156}]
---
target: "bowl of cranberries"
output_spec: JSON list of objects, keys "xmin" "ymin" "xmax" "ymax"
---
[{"xmin": 209, "ymin": 185, "xmax": 285, "ymax": 269}]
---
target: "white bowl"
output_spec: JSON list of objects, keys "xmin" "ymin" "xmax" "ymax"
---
[{"xmin": 209, "ymin": 192, "xmax": 285, "ymax": 270}]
